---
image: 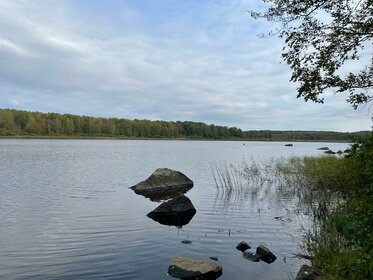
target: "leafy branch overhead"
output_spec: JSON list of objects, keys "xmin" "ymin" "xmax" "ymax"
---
[{"xmin": 251, "ymin": 0, "xmax": 373, "ymax": 109}]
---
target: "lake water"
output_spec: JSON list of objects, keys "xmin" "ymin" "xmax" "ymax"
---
[{"xmin": 0, "ymin": 139, "xmax": 348, "ymax": 280}]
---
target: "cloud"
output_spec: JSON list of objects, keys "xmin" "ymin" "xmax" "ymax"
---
[{"xmin": 0, "ymin": 0, "xmax": 371, "ymax": 132}]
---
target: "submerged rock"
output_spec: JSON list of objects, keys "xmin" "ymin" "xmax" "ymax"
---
[
  {"xmin": 317, "ymin": 147, "xmax": 329, "ymax": 150},
  {"xmin": 168, "ymin": 256, "xmax": 223, "ymax": 279},
  {"xmin": 130, "ymin": 168, "xmax": 194, "ymax": 201},
  {"xmin": 284, "ymin": 144, "xmax": 293, "ymax": 147},
  {"xmin": 147, "ymin": 194, "xmax": 196, "ymax": 227},
  {"xmin": 324, "ymin": 150, "xmax": 336, "ymax": 154},
  {"xmin": 295, "ymin": 265, "xmax": 318, "ymax": 280},
  {"xmin": 236, "ymin": 241, "xmax": 251, "ymax": 252},
  {"xmin": 242, "ymin": 251, "xmax": 260, "ymax": 262},
  {"xmin": 181, "ymin": 240, "xmax": 193, "ymax": 244}
]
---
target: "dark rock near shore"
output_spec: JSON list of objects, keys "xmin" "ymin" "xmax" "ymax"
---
[
  {"xmin": 317, "ymin": 147, "xmax": 329, "ymax": 150},
  {"xmin": 285, "ymin": 144, "xmax": 293, "ymax": 147},
  {"xmin": 130, "ymin": 168, "xmax": 194, "ymax": 201},
  {"xmin": 336, "ymin": 150, "xmax": 343, "ymax": 154},
  {"xmin": 241, "ymin": 245, "xmax": 276, "ymax": 264},
  {"xmin": 168, "ymin": 256, "xmax": 223, "ymax": 279},
  {"xmin": 324, "ymin": 150, "xmax": 336, "ymax": 154},
  {"xmin": 236, "ymin": 241, "xmax": 251, "ymax": 252},
  {"xmin": 295, "ymin": 265, "xmax": 318, "ymax": 280},
  {"xmin": 147, "ymin": 194, "xmax": 196, "ymax": 227},
  {"xmin": 255, "ymin": 245, "xmax": 277, "ymax": 264}
]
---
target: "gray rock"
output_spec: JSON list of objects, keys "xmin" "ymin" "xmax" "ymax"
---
[
  {"xmin": 236, "ymin": 241, "xmax": 251, "ymax": 252},
  {"xmin": 209, "ymin": 257, "xmax": 219, "ymax": 261},
  {"xmin": 317, "ymin": 147, "xmax": 329, "ymax": 150},
  {"xmin": 336, "ymin": 150, "xmax": 343, "ymax": 154},
  {"xmin": 285, "ymin": 144, "xmax": 293, "ymax": 147},
  {"xmin": 181, "ymin": 240, "xmax": 192, "ymax": 244},
  {"xmin": 168, "ymin": 256, "xmax": 223, "ymax": 279},
  {"xmin": 147, "ymin": 194, "xmax": 196, "ymax": 227},
  {"xmin": 295, "ymin": 265, "xmax": 318, "ymax": 280},
  {"xmin": 324, "ymin": 150, "xmax": 336, "ymax": 154},
  {"xmin": 255, "ymin": 245, "xmax": 277, "ymax": 264},
  {"xmin": 130, "ymin": 168, "xmax": 193, "ymax": 201}
]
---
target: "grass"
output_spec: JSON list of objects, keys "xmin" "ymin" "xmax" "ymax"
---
[
  {"xmin": 273, "ymin": 146, "xmax": 372, "ymax": 279},
  {"xmin": 212, "ymin": 135, "xmax": 373, "ymax": 279}
]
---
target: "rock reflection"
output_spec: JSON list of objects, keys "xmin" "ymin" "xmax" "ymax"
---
[{"xmin": 147, "ymin": 211, "xmax": 196, "ymax": 227}]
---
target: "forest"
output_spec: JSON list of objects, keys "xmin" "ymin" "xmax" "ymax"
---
[{"xmin": 0, "ymin": 108, "xmax": 369, "ymax": 141}]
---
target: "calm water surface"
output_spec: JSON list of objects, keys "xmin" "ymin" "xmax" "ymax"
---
[{"xmin": 0, "ymin": 139, "xmax": 348, "ymax": 280}]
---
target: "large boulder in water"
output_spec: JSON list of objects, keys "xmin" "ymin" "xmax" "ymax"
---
[
  {"xmin": 147, "ymin": 194, "xmax": 196, "ymax": 227},
  {"xmin": 130, "ymin": 168, "xmax": 194, "ymax": 201},
  {"xmin": 168, "ymin": 256, "xmax": 223, "ymax": 279}
]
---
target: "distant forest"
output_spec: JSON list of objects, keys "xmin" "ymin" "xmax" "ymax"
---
[{"xmin": 0, "ymin": 109, "xmax": 370, "ymax": 141}]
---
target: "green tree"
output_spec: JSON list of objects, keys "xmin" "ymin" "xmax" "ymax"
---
[
  {"xmin": 0, "ymin": 110, "xmax": 18, "ymax": 134},
  {"xmin": 25, "ymin": 116, "xmax": 40, "ymax": 134},
  {"xmin": 251, "ymin": 0, "xmax": 372, "ymax": 109}
]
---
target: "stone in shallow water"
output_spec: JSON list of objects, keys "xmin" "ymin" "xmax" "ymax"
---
[
  {"xmin": 168, "ymin": 256, "xmax": 223, "ymax": 280},
  {"xmin": 130, "ymin": 168, "xmax": 194, "ymax": 201},
  {"xmin": 236, "ymin": 241, "xmax": 251, "ymax": 252},
  {"xmin": 242, "ymin": 245, "xmax": 277, "ymax": 264},
  {"xmin": 255, "ymin": 245, "xmax": 277, "ymax": 264},
  {"xmin": 147, "ymin": 194, "xmax": 196, "ymax": 227}
]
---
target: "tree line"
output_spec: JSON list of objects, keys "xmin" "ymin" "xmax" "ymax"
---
[{"xmin": 0, "ymin": 109, "xmax": 369, "ymax": 141}]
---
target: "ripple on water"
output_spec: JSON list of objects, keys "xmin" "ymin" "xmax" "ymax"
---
[{"xmin": 0, "ymin": 139, "xmax": 334, "ymax": 279}]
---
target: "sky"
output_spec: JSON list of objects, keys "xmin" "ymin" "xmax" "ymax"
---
[{"xmin": 0, "ymin": 0, "xmax": 371, "ymax": 132}]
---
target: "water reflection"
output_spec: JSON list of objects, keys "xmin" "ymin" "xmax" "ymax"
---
[{"xmin": 147, "ymin": 211, "xmax": 196, "ymax": 228}]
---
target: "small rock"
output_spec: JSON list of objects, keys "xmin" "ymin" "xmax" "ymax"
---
[
  {"xmin": 284, "ymin": 144, "xmax": 293, "ymax": 147},
  {"xmin": 236, "ymin": 241, "xmax": 251, "ymax": 252},
  {"xmin": 181, "ymin": 240, "xmax": 192, "ymax": 244},
  {"xmin": 168, "ymin": 256, "xmax": 223, "ymax": 279},
  {"xmin": 336, "ymin": 150, "xmax": 343, "ymax": 154},
  {"xmin": 295, "ymin": 265, "xmax": 318, "ymax": 280},
  {"xmin": 324, "ymin": 150, "xmax": 336, "ymax": 154},
  {"xmin": 256, "ymin": 245, "xmax": 277, "ymax": 264},
  {"xmin": 317, "ymin": 147, "xmax": 329, "ymax": 150},
  {"xmin": 209, "ymin": 257, "xmax": 219, "ymax": 261}
]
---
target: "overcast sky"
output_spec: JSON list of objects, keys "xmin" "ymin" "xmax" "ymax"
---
[{"xmin": 0, "ymin": 0, "xmax": 371, "ymax": 132}]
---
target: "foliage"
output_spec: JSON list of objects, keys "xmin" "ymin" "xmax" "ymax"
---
[
  {"xmin": 239, "ymin": 136, "xmax": 373, "ymax": 278},
  {"xmin": 0, "ymin": 108, "xmax": 370, "ymax": 141},
  {"xmin": 346, "ymin": 133, "xmax": 373, "ymax": 190},
  {"xmin": 303, "ymin": 136, "xmax": 373, "ymax": 279},
  {"xmin": 251, "ymin": 0, "xmax": 373, "ymax": 109}
]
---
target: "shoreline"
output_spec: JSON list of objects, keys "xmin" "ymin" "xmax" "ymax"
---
[{"xmin": 0, "ymin": 135, "xmax": 352, "ymax": 143}]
